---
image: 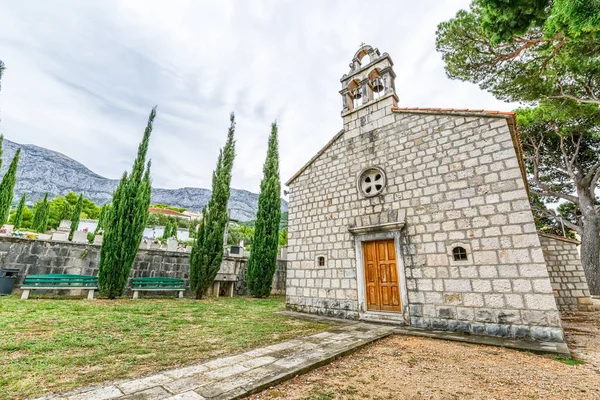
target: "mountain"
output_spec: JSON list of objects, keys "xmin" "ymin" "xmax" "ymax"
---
[{"xmin": 1, "ymin": 139, "xmax": 288, "ymax": 221}]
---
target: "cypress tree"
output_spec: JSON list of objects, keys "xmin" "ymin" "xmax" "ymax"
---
[
  {"xmin": 0, "ymin": 148, "xmax": 20, "ymax": 225},
  {"xmin": 247, "ymin": 122, "xmax": 281, "ymax": 298},
  {"xmin": 190, "ymin": 113, "xmax": 236, "ymax": 299},
  {"xmin": 94, "ymin": 204, "xmax": 108, "ymax": 234},
  {"xmin": 32, "ymin": 193, "xmax": 50, "ymax": 233},
  {"xmin": 162, "ymin": 221, "xmax": 172, "ymax": 239},
  {"xmin": 172, "ymin": 221, "xmax": 178, "ymax": 239},
  {"xmin": 98, "ymin": 107, "xmax": 155, "ymax": 299},
  {"xmin": 69, "ymin": 193, "xmax": 84, "ymax": 240},
  {"xmin": 12, "ymin": 193, "xmax": 25, "ymax": 229},
  {"xmin": 60, "ymin": 201, "xmax": 72, "ymax": 222}
]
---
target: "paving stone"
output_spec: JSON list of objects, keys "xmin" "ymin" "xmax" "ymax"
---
[
  {"xmin": 118, "ymin": 387, "xmax": 170, "ymax": 400},
  {"xmin": 201, "ymin": 354, "xmax": 248, "ymax": 370},
  {"xmin": 240, "ymin": 356, "xmax": 277, "ymax": 369},
  {"xmin": 163, "ymin": 364, "xmax": 208, "ymax": 379},
  {"xmin": 46, "ymin": 323, "xmax": 395, "ymax": 400},
  {"xmin": 204, "ymin": 363, "xmax": 250, "ymax": 380},
  {"xmin": 118, "ymin": 375, "xmax": 172, "ymax": 395},
  {"xmin": 67, "ymin": 386, "xmax": 123, "ymax": 400},
  {"xmin": 163, "ymin": 391, "xmax": 205, "ymax": 400},
  {"xmin": 162, "ymin": 375, "xmax": 214, "ymax": 394},
  {"xmin": 196, "ymin": 376, "xmax": 253, "ymax": 398},
  {"xmin": 273, "ymin": 356, "xmax": 310, "ymax": 369}
]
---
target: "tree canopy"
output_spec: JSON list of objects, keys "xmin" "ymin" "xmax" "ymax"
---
[
  {"xmin": 517, "ymin": 99, "xmax": 600, "ymax": 293},
  {"xmin": 478, "ymin": 0, "xmax": 600, "ymax": 43},
  {"xmin": 436, "ymin": 2, "xmax": 600, "ymax": 105}
]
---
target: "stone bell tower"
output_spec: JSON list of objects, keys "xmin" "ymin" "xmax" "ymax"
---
[{"xmin": 339, "ymin": 44, "xmax": 398, "ymax": 138}]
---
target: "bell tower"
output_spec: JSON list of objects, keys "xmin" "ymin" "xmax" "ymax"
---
[{"xmin": 339, "ymin": 45, "xmax": 398, "ymax": 136}]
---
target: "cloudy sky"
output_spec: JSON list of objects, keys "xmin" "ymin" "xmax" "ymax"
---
[{"xmin": 0, "ymin": 0, "xmax": 515, "ymax": 194}]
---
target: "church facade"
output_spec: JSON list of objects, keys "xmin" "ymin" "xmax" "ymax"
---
[{"xmin": 285, "ymin": 45, "xmax": 566, "ymax": 342}]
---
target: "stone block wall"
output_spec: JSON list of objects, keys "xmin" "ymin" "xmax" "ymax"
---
[
  {"xmin": 286, "ymin": 109, "xmax": 564, "ymax": 342},
  {"xmin": 0, "ymin": 236, "xmax": 285, "ymax": 295},
  {"xmin": 538, "ymin": 233, "xmax": 594, "ymax": 312}
]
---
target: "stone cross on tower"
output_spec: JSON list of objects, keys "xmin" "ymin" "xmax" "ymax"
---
[{"xmin": 339, "ymin": 44, "xmax": 398, "ymax": 119}]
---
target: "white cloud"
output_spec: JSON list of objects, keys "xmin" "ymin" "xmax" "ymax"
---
[{"xmin": 0, "ymin": 0, "xmax": 515, "ymax": 195}]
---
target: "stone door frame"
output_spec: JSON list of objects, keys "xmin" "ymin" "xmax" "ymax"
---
[{"xmin": 353, "ymin": 229, "xmax": 409, "ymax": 324}]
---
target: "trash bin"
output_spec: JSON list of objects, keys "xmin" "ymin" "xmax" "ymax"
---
[{"xmin": 0, "ymin": 269, "xmax": 20, "ymax": 295}]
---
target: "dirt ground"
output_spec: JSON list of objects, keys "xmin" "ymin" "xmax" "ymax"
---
[{"xmin": 249, "ymin": 310, "xmax": 600, "ymax": 400}]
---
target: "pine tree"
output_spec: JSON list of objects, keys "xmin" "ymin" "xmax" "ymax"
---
[
  {"xmin": 69, "ymin": 193, "xmax": 84, "ymax": 240},
  {"xmin": 190, "ymin": 113, "xmax": 236, "ymax": 299},
  {"xmin": 32, "ymin": 193, "xmax": 50, "ymax": 233},
  {"xmin": 95, "ymin": 204, "xmax": 108, "ymax": 234},
  {"xmin": 0, "ymin": 148, "xmax": 20, "ymax": 225},
  {"xmin": 247, "ymin": 122, "xmax": 281, "ymax": 298},
  {"xmin": 12, "ymin": 193, "xmax": 25, "ymax": 229},
  {"xmin": 98, "ymin": 107, "xmax": 155, "ymax": 299}
]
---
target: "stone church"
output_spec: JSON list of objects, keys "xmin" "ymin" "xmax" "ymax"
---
[{"xmin": 285, "ymin": 45, "xmax": 592, "ymax": 343}]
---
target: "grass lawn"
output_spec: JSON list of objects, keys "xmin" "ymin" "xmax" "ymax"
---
[{"xmin": 0, "ymin": 295, "xmax": 330, "ymax": 400}]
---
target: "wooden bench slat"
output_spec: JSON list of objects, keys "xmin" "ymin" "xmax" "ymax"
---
[{"xmin": 20, "ymin": 274, "xmax": 98, "ymax": 300}]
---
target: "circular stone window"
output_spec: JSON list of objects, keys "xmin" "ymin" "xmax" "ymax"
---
[{"xmin": 358, "ymin": 167, "xmax": 386, "ymax": 197}]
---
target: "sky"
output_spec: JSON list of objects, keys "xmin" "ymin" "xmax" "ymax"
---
[{"xmin": 0, "ymin": 0, "xmax": 516, "ymax": 195}]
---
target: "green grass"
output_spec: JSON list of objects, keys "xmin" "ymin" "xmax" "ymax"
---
[
  {"xmin": 0, "ymin": 295, "xmax": 330, "ymax": 400},
  {"xmin": 553, "ymin": 355, "xmax": 586, "ymax": 366}
]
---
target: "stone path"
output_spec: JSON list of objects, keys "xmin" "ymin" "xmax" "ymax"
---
[{"xmin": 34, "ymin": 322, "xmax": 394, "ymax": 400}]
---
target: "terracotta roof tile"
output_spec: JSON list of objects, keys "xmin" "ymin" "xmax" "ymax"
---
[{"xmin": 391, "ymin": 106, "xmax": 515, "ymax": 116}]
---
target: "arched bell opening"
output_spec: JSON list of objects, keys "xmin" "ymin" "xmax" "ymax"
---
[
  {"xmin": 348, "ymin": 79, "xmax": 362, "ymax": 111},
  {"xmin": 368, "ymin": 68, "xmax": 385, "ymax": 100},
  {"xmin": 356, "ymin": 49, "xmax": 371, "ymax": 66}
]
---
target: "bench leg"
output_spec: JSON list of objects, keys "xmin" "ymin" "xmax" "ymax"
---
[
  {"xmin": 87, "ymin": 289, "xmax": 95, "ymax": 300},
  {"xmin": 178, "ymin": 290, "xmax": 184, "ymax": 299},
  {"xmin": 133, "ymin": 290, "xmax": 139, "ymax": 300},
  {"xmin": 21, "ymin": 289, "xmax": 30, "ymax": 300}
]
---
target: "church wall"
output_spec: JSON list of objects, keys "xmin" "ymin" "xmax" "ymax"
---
[
  {"xmin": 286, "ymin": 109, "xmax": 564, "ymax": 342},
  {"xmin": 538, "ymin": 233, "xmax": 594, "ymax": 312}
]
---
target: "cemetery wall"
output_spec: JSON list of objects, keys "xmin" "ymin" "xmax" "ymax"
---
[
  {"xmin": 0, "ymin": 236, "xmax": 285, "ymax": 295},
  {"xmin": 538, "ymin": 233, "xmax": 594, "ymax": 312}
]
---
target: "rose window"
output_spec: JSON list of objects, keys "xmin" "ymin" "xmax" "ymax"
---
[{"xmin": 358, "ymin": 167, "xmax": 386, "ymax": 197}]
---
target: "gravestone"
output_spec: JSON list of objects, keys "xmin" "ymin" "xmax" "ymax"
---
[
  {"xmin": 167, "ymin": 238, "xmax": 178, "ymax": 252},
  {"xmin": 57, "ymin": 220, "xmax": 71, "ymax": 233},
  {"xmin": 72, "ymin": 231, "xmax": 88, "ymax": 244},
  {"xmin": 38, "ymin": 233, "xmax": 52, "ymax": 240},
  {"xmin": 52, "ymin": 232, "xmax": 69, "ymax": 242},
  {"xmin": 150, "ymin": 242, "xmax": 160, "ymax": 250},
  {"xmin": 185, "ymin": 246, "xmax": 193, "ymax": 253},
  {"xmin": 93, "ymin": 235, "xmax": 103, "ymax": 245}
]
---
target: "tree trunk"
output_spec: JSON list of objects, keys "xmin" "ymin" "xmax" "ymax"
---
[{"xmin": 579, "ymin": 190, "xmax": 600, "ymax": 295}]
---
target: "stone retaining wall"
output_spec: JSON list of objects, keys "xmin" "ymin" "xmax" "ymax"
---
[
  {"xmin": 0, "ymin": 236, "xmax": 285, "ymax": 295},
  {"xmin": 538, "ymin": 233, "xmax": 594, "ymax": 312}
]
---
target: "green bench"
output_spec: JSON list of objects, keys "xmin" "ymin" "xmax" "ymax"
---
[
  {"xmin": 131, "ymin": 277, "xmax": 185, "ymax": 299},
  {"xmin": 21, "ymin": 274, "xmax": 98, "ymax": 300}
]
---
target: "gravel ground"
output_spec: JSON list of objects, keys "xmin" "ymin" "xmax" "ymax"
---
[{"xmin": 248, "ymin": 310, "xmax": 600, "ymax": 400}]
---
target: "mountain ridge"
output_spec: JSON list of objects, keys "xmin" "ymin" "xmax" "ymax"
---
[{"xmin": 2, "ymin": 138, "xmax": 288, "ymax": 221}]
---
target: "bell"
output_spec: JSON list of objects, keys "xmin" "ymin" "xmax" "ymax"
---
[
  {"xmin": 352, "ymin": 88, "xmax": 362, "ymax": 100},
  {"xmin": 372, "ymin": 77, "xmax": 384, "ymax": 93}
]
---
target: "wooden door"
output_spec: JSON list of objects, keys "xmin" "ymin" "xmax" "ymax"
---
[{"xmin": 363, "ymin": 240, "xmax": 402, "ymax": 312}]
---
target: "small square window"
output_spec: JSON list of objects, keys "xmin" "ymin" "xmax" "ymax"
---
[
  {"xmin": 453, "ymin": 247, "xmax": 468, "ymax": 261},
  {"xmin": 317, "ymin": 256, "xmax": 325, "ymax": 267}
]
